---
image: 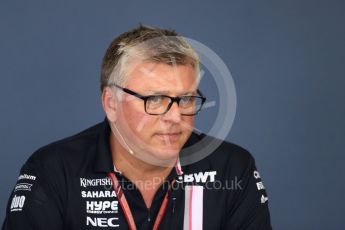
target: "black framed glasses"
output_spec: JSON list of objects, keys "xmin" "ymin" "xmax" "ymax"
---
[{"xmin": 109, "ymin": 83, "xmax": 206, "ymax": 116}]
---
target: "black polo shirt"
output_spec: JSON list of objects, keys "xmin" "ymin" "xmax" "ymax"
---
[{"xmin": 2, "ymin": 118, "xmax": 272, "ymax": 229}]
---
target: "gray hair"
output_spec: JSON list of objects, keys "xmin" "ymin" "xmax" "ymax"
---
[{"xmin": 100, "ymin": 24, "xmax": 200, "ymax": 91}]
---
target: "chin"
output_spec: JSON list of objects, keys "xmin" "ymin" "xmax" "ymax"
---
[{"xmin": 146, "ymin": 145, "xmax": 181, "ymax": 164}]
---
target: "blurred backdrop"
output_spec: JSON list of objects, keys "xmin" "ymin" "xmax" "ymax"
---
[{"xmin": 1, "ymin": 0, "xmax": 344, "ymax": 229}]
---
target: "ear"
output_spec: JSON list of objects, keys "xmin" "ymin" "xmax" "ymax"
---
[{"xmin": 102, "ymin": 87, "xmax": 118, "ymax": 123}]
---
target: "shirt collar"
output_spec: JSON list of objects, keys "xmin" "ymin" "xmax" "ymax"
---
[{"xmin": 93, "ymin": 117, "xmax": 114, "ymax": 173}]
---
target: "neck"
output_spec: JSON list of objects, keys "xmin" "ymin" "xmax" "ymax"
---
[
  {"xmin": 109, "ymin": 131, "xmax": 178, "ymax": 209},
  {"xmin": 109, "ymin": 132, "xmax": 174, "ymax": 183}
]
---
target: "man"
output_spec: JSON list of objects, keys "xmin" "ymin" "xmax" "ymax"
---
[{"xmin": 2, "ymin": 24, "xmax": 272, "ymax": 229}]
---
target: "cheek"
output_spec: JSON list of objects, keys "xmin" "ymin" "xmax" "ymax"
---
[
  {"xmin": 182, "ymin": 117, "xmax": 194, "ymax": 131},
  {"xmin": 123, "ymin": 106, "xmax": 156, "ymax": 137}
]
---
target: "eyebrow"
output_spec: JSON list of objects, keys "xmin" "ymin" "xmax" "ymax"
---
[{"xmin": 147, "ymin": 90, "xmax": 197, "ymax": 96}]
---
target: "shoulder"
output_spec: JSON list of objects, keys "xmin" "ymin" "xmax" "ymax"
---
[
  {"xmin": 209, "ymin": 136, "xmax": 255, "ymax": 170},
  {"xmin": 183, "ymin": 133, "xmax": 256, "ymax": 177},
  {"xmin": 25, "ymin": 121, "xmax": 104, "ymax": 172}
]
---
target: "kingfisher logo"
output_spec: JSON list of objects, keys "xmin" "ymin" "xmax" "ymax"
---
[{"xmin": 80, "ymin": 178, "xmax": 112, "ymax": 188}]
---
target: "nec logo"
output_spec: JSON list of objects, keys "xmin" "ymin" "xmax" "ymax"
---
[
  {"xmin": 86, "ymin": 217, "xmax": 119, "ymax": 228},
  {"xmin": 177, "ymin": 171, "xmax": 217, "ymax": 183}
]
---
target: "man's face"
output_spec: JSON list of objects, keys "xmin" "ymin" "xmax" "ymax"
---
[{"xmin": 115, "ymin": 61, "xmax": 198, "ymax": 165}]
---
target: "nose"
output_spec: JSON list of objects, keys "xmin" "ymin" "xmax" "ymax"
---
[{"xmin": 162, "ymin": 101, "xmax": 181, "ymax": 123}]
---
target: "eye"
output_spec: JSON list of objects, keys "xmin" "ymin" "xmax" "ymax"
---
[
  {"xmin": 180, "ymin": 96, "xmax": 194, "ymax": 105},
  {"xmin": 148, "ymin": 95, "xmax": 163, "ymax": 104}
]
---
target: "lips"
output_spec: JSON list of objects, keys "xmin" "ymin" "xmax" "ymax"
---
[{"xmin": 155, "ymin": 132, "xmax": 182, "ymax": 142}]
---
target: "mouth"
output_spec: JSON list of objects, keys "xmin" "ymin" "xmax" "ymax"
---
[{"xmin": 155, "ymin": 132, "xmax": 182, "ymax": 142}]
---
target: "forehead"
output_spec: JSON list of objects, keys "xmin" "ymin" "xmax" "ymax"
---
[{"xmin": 125, "ymin": 61, "xmax": 198, "ymax": 94}]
